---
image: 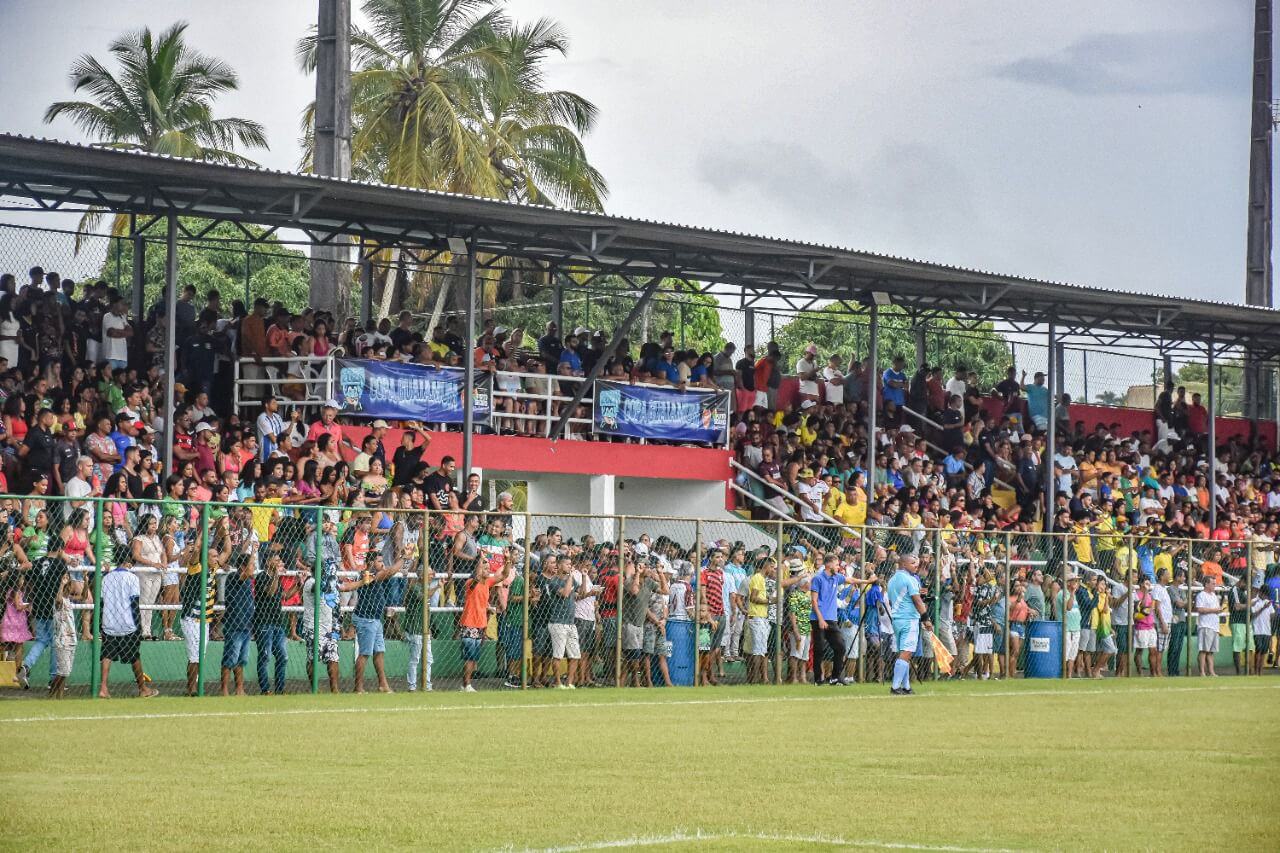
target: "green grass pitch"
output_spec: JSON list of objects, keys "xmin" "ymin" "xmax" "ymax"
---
[{"xmin": 0, "ymin": 678, "xmax": 1275, "ymax": 851}]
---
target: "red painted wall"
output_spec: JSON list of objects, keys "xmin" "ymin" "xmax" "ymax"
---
[{"xmin": 343, "ymin": 426, "xmax": 733, "ymax": 481}]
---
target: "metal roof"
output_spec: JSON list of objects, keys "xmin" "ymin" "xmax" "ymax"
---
[{"xmin": 0, "ymin": 132, "xmax": 1277, "ymax": 359}]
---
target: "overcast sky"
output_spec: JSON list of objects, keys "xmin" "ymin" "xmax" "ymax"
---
[{"xmin": 0, "ymin": 0, "xmax": 1270, "ymax": 306}]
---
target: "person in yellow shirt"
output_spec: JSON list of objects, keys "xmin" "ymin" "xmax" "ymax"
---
[
  {"xmin": 1070, "ymin": 517, "xmax": 1095, "ymax": 568},
  {"xmin": 744, "ymin": 557, "xmax": 775, "ymax": 684}
]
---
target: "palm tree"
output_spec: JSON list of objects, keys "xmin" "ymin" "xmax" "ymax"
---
[
  {"xmin": 297, "ymin": 0, "xmax": 606, "ymax": 318},
  {"xmin": 1095, "ymin": 391, "xmax": 1123, "ymax": 407},
  {"xmin": 44, "ymin": 21, "xmax": 267, "ymax": 243}
]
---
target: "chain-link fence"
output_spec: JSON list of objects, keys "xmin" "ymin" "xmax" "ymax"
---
[{"xmin": 2, "ymin": 496, "xmax": 1268, "ymax": 699}]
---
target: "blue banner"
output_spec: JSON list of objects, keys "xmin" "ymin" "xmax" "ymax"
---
[
  {"xmin": 592, "ymin": 380, "xmax": 728, "ymax": 444},
  {"xmin": 335, "ymin": 358, "xmax": 490, "ymax": 424}
]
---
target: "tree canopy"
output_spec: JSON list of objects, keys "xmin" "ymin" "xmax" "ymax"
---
[{"xmin": 773, "ymin": 305, "xmax": 1011, "ymax": 388}]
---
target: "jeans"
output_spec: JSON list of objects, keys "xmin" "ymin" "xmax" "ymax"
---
[
  {"xmin": 254, "ymin": 625, "xmax": 288, "ymax": 693},
  {"xmin": 406, "ymin": 633, "xmax": 432, "ymax": 691},
  {"xmin": 1167, "ymin": 622, "xmax": 1187, "ymax": 676},
  {"xmin": 22, "ymin": 618, "xmax": 54, "ymax": 679},
  {"xmin": 222, "ymin": 629, "xmax": 251, "ymax": 669}
]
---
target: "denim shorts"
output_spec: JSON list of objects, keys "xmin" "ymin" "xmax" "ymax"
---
[
  {"xmin": 461, "ymin": 636, "xmax": 484, "ymax": 662},
  {"xmin": 353, "ymin": 616, "xmax": 385, "ymax": 656},
  {"xmin": 221, "ymin": 630, "xmax": 251, "ymax": 669},
  {"xmin": 499, "ymin": 622, "xmax": 522, "ymax": 660}
]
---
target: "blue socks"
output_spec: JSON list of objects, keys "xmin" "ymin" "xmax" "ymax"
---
[{"xmin": 893, "ymin": 659, "xmax": 910, "ymax": 690}]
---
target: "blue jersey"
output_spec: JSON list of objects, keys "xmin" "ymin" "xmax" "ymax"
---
[{"xmin": 886, "ymin": 570, "xmax": 922, "ymax": 622}]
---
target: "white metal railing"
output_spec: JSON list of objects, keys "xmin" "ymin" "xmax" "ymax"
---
[
  {"xmin": 233, "ymin": 353, "xmax": 341, "ymax": 414},
  {"xmin": 729, "ymin": 458, "xmax": 863, "ymax": 542},
  {"xmin": 234, "ymin": 355, "xmax": 730, "ymax": 447}
]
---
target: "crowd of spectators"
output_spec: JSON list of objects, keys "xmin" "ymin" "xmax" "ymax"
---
[{"xmin": 0, "ymin": 266, "xmax": 1276, "ymax": 698}]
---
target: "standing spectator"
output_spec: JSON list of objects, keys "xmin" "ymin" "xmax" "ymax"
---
[
  {"xmin": 253, "ymin": 553, "xmax": 289, "ymax": 695},
  {"xmin": 712, "ymin": 341, "xmax": 737, "ymax": 393},
  {"xmin": 543, "ymin": 553, "xmax": 580, "ymax": 689},
  {"xmin": 785, "ymin": 573, "xmax": 812, "ymax": 684},
  {"xmin": 795, "ymin": 344, "xmax": 820, "ymax": 404},
  {"xmin": 1195, "ymin": 577, "xmax": 1221, "ymax": 677},
  {"xmin": 458, "ymin": 556, "xmax": 510, "ymax": 692},
  {"xmin": 643, "ymin": 567, "xmax": 672, "ymax": 687},
  {"xmin": 1166, "ymin": 568, "xmax": 1189, "ymax": 676},
  {"xmin": 239, "ymin": 299, "xmax": 270, "ymax": 399},
  {"xmin": 1058, "ymin": 574, "xmax": 1082, "ymax": 676},
  {"xmin": 15, "ymin": 536, "xmax": 66, "ymax": 691},
  {"xmin": 699, "ymin": 549, "xmax": 728, "ymax": 681},
  {"xmin": 1249, "ymin": 585, "xmax": 1274, "ymax": 676},
  {"xmin": 352, "ymin": 551, "xmax": 401, "ymax": 694},
  {"xmin": 129, "ymin": 516, "xmax": 165, "ymax": 640},
  {"xmin": 100, "ymin": 296, "xmax": 133, "ymax": 371},
  {"xmin": 881, "ymin": 355, "xmax": 908, "ymax": 409},
  {"xmin": 810, "ymin": 553, "xmax": 855, "ymax": 686},
  {"xmin": 301, "ymin": 519, "xmax": 343, "ymax": 693},
  {"xmin": 745, "ymin": 556, "xmax": 774, "ymax": 684},
  {"xmin": 1227, "ymin": 574, "xmax": 1250, "ymax": 676},
  {"xmin": 622, "ymin": 556, "xmax": 659, "ymax": 686},
  {"xmin": 49, "ymin": 571, "xmax": 79, "ymax": 699},
  {"xmin": 97, "ymin": 560, "xmax": 157, "ymax": 698},
  {"xmin": 1151, "ymin": 568, "xmax": 1174, "ymax": 677},
  {"xmin": 220, "ymin": 555, "xmax": 256, "ymax": 696},
  {"xmin": 255, "ymin": 397, "xmax": 285, "ymax": 462},
  {"xmin": 1131, "ymin": 576, "xmax": 1164, "ymax": 677}
]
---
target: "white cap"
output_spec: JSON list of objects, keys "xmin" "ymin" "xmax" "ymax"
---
[{"xmin": 323, "ymin": 398, "xmax": 340, "ymax": 409}]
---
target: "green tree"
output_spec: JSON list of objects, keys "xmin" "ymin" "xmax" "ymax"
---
[
  {"xmin": 98, "ymin": 220, "xmax": 314, "ymax": 314},
  {"xmin": 773, "ymin": 305, "xmax": 1011, "ymax": 388},
  {"xmin": 44, "ymin": 21, "xmax": 267, "ymax": 244},
  {"xmin": 1095, "ymin": 390, "xmax": 1123, "ymax": 407},
  {"xmin": 297, "ymin": 0, "xmax": 606, "ymax": 317}
]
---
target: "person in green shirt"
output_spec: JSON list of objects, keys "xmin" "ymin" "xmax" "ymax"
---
[
  {"xmin": 786, "ymin": 577, "xmax": 812, "ymax": 684},
  {"xmin": 500, "ymin": 562, "xmax": 532, "ymax": 689}
]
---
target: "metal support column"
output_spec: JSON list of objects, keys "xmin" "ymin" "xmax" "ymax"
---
[
  {"xmin": 1245, "ymin": 0, "xmax": 1274, "ymax": 420},
  {"xmin": 913, "ymin": 323, "xmax": 926, "ymax": 368},
  {"xmin": 1044, "ymin": 322, "xmax": 1058, "ymax": 531},
  {"xmin": 130, "ymin": 218, "xmax": 146, "ymax": 364},
  {"xmin": 310, "ymin": 0, "xmax": 352, "ymax": 315},
  {"xmin": 549, "ymin": 275, "xmax": 664, "ymax": 441},
  {"xmin": 1207, "ymin": 336, "xmax": 1218, "ymax": 530},
  {"xmin": 359, "ymin": 249, "xmax": 374, "ymax": 327},
  {"xmin": 1082, "ymin": 350, "xmax": 1089, "ymax": 404},
  {"xmin": 865, "ymin": 304, "xmax": 879, "ymax": 494},
  {"xmin": 462, "ymin": 245, "xmax": 477, "ymax": 485},
  {"xmin": 161, "ymin": 213, "xmax": 178, "ymax": 476},
  {"xmin": 1054, "ymin": 341, "xmax": 1066, "ymax": 401},
  {"xmin": 243, "ymin": 249, "xmax": 251, "ymax": 306},
  {"xmin": 744, "ymin": 307, "xmax": 756, "ymax": 354},
  {"xmin": 551, "ymin": 274, "xmax": 564, "ymax": 334}
]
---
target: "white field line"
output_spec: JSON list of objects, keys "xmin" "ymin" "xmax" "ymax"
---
[
  {"xmin": 0, "ymin": 682, "xmax": 1275, "ymax": 726},
  {"xmin": 502, "ymin": 829, "xmax": 1017, "ymax": 852}
]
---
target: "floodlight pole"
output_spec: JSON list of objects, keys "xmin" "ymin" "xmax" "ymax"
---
[
  {"xmin": 548, "ymin": 274, "xmax": 664, "ymax": 442},
  {"xmin": 1207, "ymin": 335, "xmax": 1218, "ymax": 531},
  {"xmin": 865, "ymin": 303, "xmax": 879, "ymax": 497},
  {"xmin": 1244, "ymin": 0, "xmax": 1274, "ymax": 421},
  {"xmin": 310, "ymin": 0, "xmax": 352, "ymax": 315},
  {"xmin": 162, "ymin": 212, "xmax": 178, "ymax": 477},
  {"xmin": 1044, "ymin": 322, "xmax": 1058, "ymax": 532},
  {"xmin": 462, "ymin": 245, "xmax": 477, "ymax": 486}
]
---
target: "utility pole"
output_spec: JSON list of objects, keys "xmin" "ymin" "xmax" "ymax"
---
[
  {"xmin": 1244, "ymin": 0, "xmax": 1273, "ymax": 421},
  {"xmin": 311, "ymin": 0, "xmax": 352, "ymax": 315}
]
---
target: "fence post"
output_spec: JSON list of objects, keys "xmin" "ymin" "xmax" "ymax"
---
[
  {"xmin": 1184, "ymin": 538, "xmax": 1194, "ymax": 678},
  {"xmin": 693, "ymin": 518, "xmax": 703, "ymax": 686},
  {"xmin": 244, "ymin": 249, "xmax": 251, "ymax": 306},
  {"xmin": 932, "ymin": 528, "xmax": 942, "ymax": 680},
  {"xmin": 774, "ymin": 519, "xmax": 785, "ymax": 685},
  {"xmin": 422, "ymin": 509, "xmax": 432, "ymax": 692},
  {"xmin": 89, "ymin": 497, "xmax": 106, "ymax": 698},
  {"xmin": 1125, "ymin": 535, "xmax": 1135, "ymax": 678},
  {"xmin": 615, "ymin": 515, "xmax": 625, "ymax": 688},
  {"xmin": 1060, "ymin": 532, "xmax": 1069, "ymax": 680},
  {"xmin": 196, "ymin": 504, "xmax": 210, "ymax": 696},
  {"xmin": 522, "ymin": 511, "xmax": 533, "ymax": 690},
  {"xmin": 114, "ymin": 237, "xmax": 122, "ymax": 289},
  {"xmin": 1245, "ymin": 540, "xmax": 1254, "ymax": 676},
  {"xmin": 311, "ymin": 512, "xmax": 322, "ymax": 694},
  {"xmin": 1003, "ymin": 531, "xmax": 1012, "ymax": 679}
]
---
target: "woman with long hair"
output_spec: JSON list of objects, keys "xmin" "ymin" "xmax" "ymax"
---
[
  {"xmin": 159, "ymin": 514, "xmax": 191, "ymax": 641},
  {"xmin": 60, "ymin": 508, "xmax": 96, "ymax": 640},
  {"xmin": 130, "ymin": 514, "xmax": 165, "ymax": 640}
]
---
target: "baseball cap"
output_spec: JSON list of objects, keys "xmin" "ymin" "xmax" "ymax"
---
[
  {"xmin": 323, "ymin": 398, "xmax": 340, "ymax": 409},
  {"xmin": 194, "ymin": 422, "xmax": 214, "ymax": 434},
  {"xmin": 804, "ymin": 343, "xmax": 818, "ymax": 355}
]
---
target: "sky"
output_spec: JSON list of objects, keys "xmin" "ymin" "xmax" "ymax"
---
[{"xmin": 0, "ymin": 0, "xmax": 1269, "ymax": 308}]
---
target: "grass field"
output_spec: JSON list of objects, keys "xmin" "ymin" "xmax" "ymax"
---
[{"xmin": 1, "ymin": 678, "xmax": 1276, "ymax": 851}]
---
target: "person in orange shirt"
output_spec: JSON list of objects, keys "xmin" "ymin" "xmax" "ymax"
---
[
  {"xmin": 307, "ymin": 400, "xmax": 344, "ymax": 450},
  {"xmin": 1199, "ymin": 548, "xmax": 1224, "ymax": 586},
  {"xmin": 458, "ymin": 554, "xmax": 511, "ymax": 692},
  {"xmin": 239, "ymin": 298, "xmax": 270, "ymax": 400}
]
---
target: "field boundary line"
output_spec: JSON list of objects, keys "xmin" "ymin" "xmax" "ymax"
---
[
  {"xmin": 1, "ymin": 682, "xmax": 1276, "ymax": 725},
  {"xmin": 503, "ymin": 829, "xmax": 1017, "ymax": 852}
]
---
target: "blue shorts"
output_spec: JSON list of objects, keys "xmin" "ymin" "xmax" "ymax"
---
[
  {"xmin": 353, "ymin": 616, "xmax": 385, "ymax": 657},
  {"xmin": 461, "ymin": 637, "xmax": 484, "ymax": 662},
  {"xmin": 1009, "ymin": 623, "xmax": 1026, "ymax": 639},
  {"xmin": 499, "ymin": 622, "xmax": 522, "ymax": 661},
  {"xmin": 892, "ymin": 620, "xmax": 919, "ymax": 654},
  {"xmin": 221, "ymin": 630, "xmax": 251, "ymax": 669}
]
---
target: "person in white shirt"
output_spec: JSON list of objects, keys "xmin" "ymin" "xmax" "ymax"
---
[
  {"xmin": 1249, "ymin": 589, "xmax": 1274, "ymax": 676},
  {"xmin": 1150, "ymin": 570, "xmax": 1173, "ymax": 677},
  {"xmin": 1194, "ymin": 577, "xmax": 1221, "ymax": 677},
  {"xmin": 97, "ymin": 565, "xmax": 158, "ymax": 698},
  {"xmin": 100, "ymin": 297, "xmax": 132, "ymax": 369},
  {"xmin": 945, "ymin": 367, "xmax": 968, "ymax": 402},
  {"xmin": 795, "ymin": 345, "xmax": 820, "ymax": 401},
  {"xmin": 821, "ymin": 354, "xmax": 845, "ymax": 404},
  {"xmin": 795, "ymin": 468, "xmax": 828, "ymax": 522},
  {"xmin": 1053, "ymin": 447, "xmax": 1078, "ymax": 493},
  {"xmin": 572, "ymin": 560, "xmax": 602, "ymax": 687}
]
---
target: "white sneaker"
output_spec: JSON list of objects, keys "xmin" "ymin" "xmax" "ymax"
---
[{"xmin": 565, "ymin": 683, "xmax": 576, "ymax": 690}]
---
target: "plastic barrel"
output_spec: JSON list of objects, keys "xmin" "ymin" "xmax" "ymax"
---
[
  {"xmin": 1024, "ymin": 620, "xmax": 1062, "ymax": 679},
  {"xmin": 665, "ymin": 619, "xmax": 696, "ymax": 686}
]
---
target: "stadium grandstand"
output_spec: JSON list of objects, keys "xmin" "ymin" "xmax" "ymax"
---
[{"xmin": 0, "ymin": 133, "xmax": 1278, "ymax": 698}]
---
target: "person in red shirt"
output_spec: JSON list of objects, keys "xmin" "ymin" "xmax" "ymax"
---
[
  {"xmin": 1186, "ymin": 393, "xmax": 1209, "ymax": 437},
  {"xmin": 699, "ymin": 548, "xmax": 728, "ymax": 683},
  {"xmin": 307, "ymin": 400, "xmax": 344, "ymax": 451},
  {"xmin": 459, "ymin": 556, "xmax": 511, "ymax": 692}
]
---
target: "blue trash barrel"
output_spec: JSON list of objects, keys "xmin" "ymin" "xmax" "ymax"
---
[
  {"xmin": 1024, "ymin": 620, "xmax": 1062, "ymax": 678},
  {"xmin": 665, "ymin": 619, "xmax": 695, "ymax": 686}
]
